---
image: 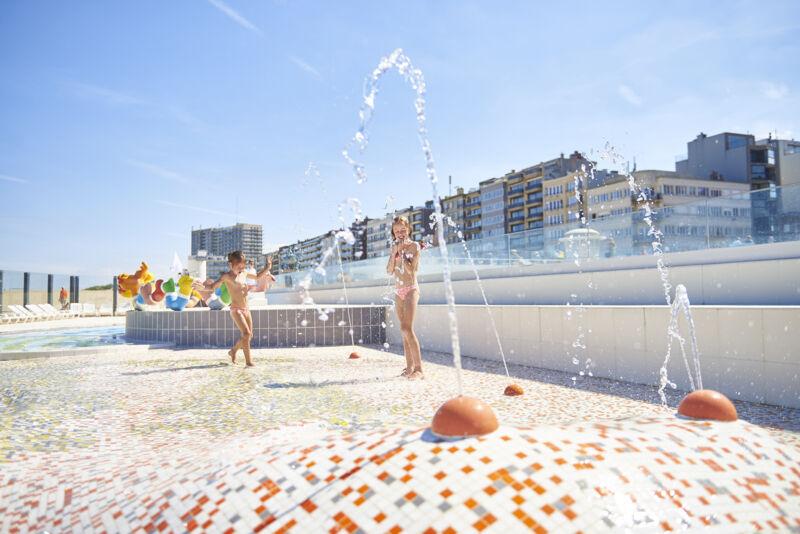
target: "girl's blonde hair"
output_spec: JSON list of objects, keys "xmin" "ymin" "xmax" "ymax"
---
[{"xmin": 390, "ymin": 216, "xmax": 412, "ymax": 240}]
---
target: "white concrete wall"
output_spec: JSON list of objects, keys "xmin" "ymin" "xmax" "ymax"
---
[
  {"xmin": 385, "ymin": 304, "xmax": 800, "ymax": 409},
  {"xmin": 269, "ymin": 241, "xmax": 800, "ymax": 306}
]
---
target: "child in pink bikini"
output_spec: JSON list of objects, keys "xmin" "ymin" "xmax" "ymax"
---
[
  {"xmin": 198, "ymin": 251, "xmax": 275, "ymax": 367},
  {"xmin": 386, "ymin": 216, "xmax": 423, "ymax": 379}
]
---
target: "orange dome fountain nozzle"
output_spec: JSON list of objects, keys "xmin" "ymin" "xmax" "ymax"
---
[
  {"xmin": 503, "ymin": 383, "xmax": 524, "ymax": 396},
  {"xmin": 678, "ymin": 389, "xmax": 737, "ymax": 422},
  {"xmin": 348, "ymin": 351, "xmax": 360, "ymax": 359},
  {"xmin": 430, "ymin": 396, "xmax": 499, "ymax": 439}
]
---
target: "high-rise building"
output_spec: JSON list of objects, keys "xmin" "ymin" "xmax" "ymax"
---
[
  {"xmin": 339, "ymin": 218, "xmax": 369, "ymax": 263},
  {"xmin": 191, "ymin": 223, "xmax": 263, "ymax": 264},
  {"xmin": 675, "ymin": 132, "xmax": 800, "ymax": 242},
  {"xmin": 408, "ymin": 201, "xmax": 435, "ymax": 244},
  {"xmin": 586, "ymin": 170, "xmax": 751, "ymax": 255},
  {"xmin": 479, "ymin": 178, "xmax": 506, "ymax": 240},
  {"xmin": 441, "ymin": 187, "xmax": 467, "ymax": 244},
  {"xmin": 365, "ymin": 214, "xmax": 392, "ymax": 259},
  {"xmin": 542, "ymin": 171, "xmax": 585, "ymax": 253}
]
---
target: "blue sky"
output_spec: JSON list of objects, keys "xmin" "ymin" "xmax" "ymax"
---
[{"xmin": 1, "ymin": 0, "xmax": 798, "ymax": 280}]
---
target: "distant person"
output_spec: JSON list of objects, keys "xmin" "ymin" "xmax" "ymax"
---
[
  {"xmin": 197, "ymin": 251, "xmax": 275, "ymax": 367},
  {"xmin": 59, "ymin": 287, "xmax": 69, "ymax": 310},
  {"xmin": 386, "ymin": 216, "xmax": 423, "ymax": 379}
]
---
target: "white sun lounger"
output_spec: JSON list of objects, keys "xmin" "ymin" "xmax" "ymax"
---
[
  {"xmin": 69, "ymin": 303, "xmax": 84, "ymax": 316},
  {"xmin": 0, "ymin": 307, "xmax": 28, "ymax": 324},
  {"xmin": 10, "ymin": 304, "xmax": 40, "ymax": 322},
  {"xmin": 26, "ymin": 304, "xmax": 56, "ymax": 321},
  {"xmin": 81, "ymin": 303, "xmax": 98, "ymax": 317},
  {"xmin": 41, "ymin": 303, "xmax": 77, "ymax": 319}
]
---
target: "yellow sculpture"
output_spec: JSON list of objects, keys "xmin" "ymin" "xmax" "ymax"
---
[{"xmin": 117, "ymin": 262, "xmax": 153, "ymax": 299}]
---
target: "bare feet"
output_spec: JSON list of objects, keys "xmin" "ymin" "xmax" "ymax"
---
[
  {"xmin": 228, "ymin": 348, "xmax": 237, "ymax": 364},
  {"xmin": 245, "ymin": 362, "xmax": 254, "ymax": 367},
  {"xmin": 400, "ymin": 368, "xmax": 412, "ymax": 377},
  {"xmin": 408, "ymin": 369, "xmax": 424, "ymax": 380}
]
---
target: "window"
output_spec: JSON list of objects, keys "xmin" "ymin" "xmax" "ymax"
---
[
  {"xmin": 786, "ymin": 144, "xmax": 800, "ymax": 155},
  {"xmin": 726, "ymin": 134, "xmax": 749, "ymax": 150},
  {"xmin": 751, "ymin": 164, "xmax": 766, "ymax": 179},
  {"xmin": 750, "ymin": 150, "xmax": 767, "ymax": 164}
]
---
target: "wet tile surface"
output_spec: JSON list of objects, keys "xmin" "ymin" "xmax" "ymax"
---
[{"xmin": 1, "ymin": 345, "xmax": 798, "ymax": 532}]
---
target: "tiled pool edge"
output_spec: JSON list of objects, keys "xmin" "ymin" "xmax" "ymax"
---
[{"xmin": 125, "ymin": 306, "xmax": 388, "ymax": 348}]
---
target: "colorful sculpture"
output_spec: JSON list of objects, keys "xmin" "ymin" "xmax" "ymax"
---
[
  {"xmin": 151, "ymin": 280, "xmax": 165, "ymax": 302},
  {"xmin": 139, "ymin": 282, "xmax": 156, "ymax": 305},
  {"xmin": 207, "ymin": 283, "xmax": 232, "ymax": 310},
  {"xmin": 165, "ymin": 272, "xmax": 194, "ymax": 311},
  {"xmin": 162, "ymin": 278, "xmax": 176, "ymax": 294},
  {"xmin": 117, "ymin": 262, "xmax": 153, "ymax": 299}
]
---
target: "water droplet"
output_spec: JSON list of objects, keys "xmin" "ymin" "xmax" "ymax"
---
[
  {"xmin": 300, "ymin": 319, "xmax": 308, "ymax": 327},
  {"xmin": 337, "ymin": 320, "xmax": 346, "ymax": 326},
  {"xmin": 572, "ymin": 358, "xmax": 579, "ymax": 365},
  {"xmin": 383, "ymin": 342, "xmax": 390, "ymax": 349},
  {"xmin": 381, "ymin": 322, "xmax": 386, "ymax": 328}
]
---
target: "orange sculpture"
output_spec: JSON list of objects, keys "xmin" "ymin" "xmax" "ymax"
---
[{"xmin": 117, "ymin": 262, "xmax": 152, "ymax": 299}]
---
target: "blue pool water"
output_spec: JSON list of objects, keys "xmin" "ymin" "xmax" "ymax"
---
[{"xmin": 0, "ymin": 326, "xmax": 130, "ymax": 352}]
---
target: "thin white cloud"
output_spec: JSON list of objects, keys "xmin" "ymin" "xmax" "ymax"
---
[
  {"xmin": 0, "ymin": 174, "xmax": 28, "ymax": 184},
  {"xmin": 761, "ymin": 82, "xmax": 789, "ymax": 100},
  {"xmin": 289, "ymin": 55, "xmax": 322, "ymax": 79},
  {"xmin": 66, "ymin": 81, "xmax": 145, "ymax": 106},
  {"xmin": 618, "ymin": 84, "xmax": 643, "ymax": 107},
  {"xmin": 156, "ymin": 199, "xmax": 239, "ymax": 219},
  {"xmin": 127, "ymin": 160, "xmax": 190, "ymax": 184},
  {"xmin": 206, "ymin": 0, "xmax": 261, "ymax": 34}
]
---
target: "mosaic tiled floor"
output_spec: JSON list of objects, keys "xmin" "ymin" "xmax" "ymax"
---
[{"xmin": 1, "ymin": 345, "xmax": 799, "ymax": 532}]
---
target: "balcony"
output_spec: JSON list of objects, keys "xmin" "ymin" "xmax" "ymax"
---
[
  {"xmin": 508, "ymin": 185, "xmax": 524, "ymax": 195},
  {"xmin": 508, "ymin": 198, "xmax": 524, "ymax": 207},
  {"xmin": 525, "ymin": 181, "xmax": 542, "ymax": 191},
  {"xmin": 509, "ymin": 213, "xmax": 524, "ymax": 222}
]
